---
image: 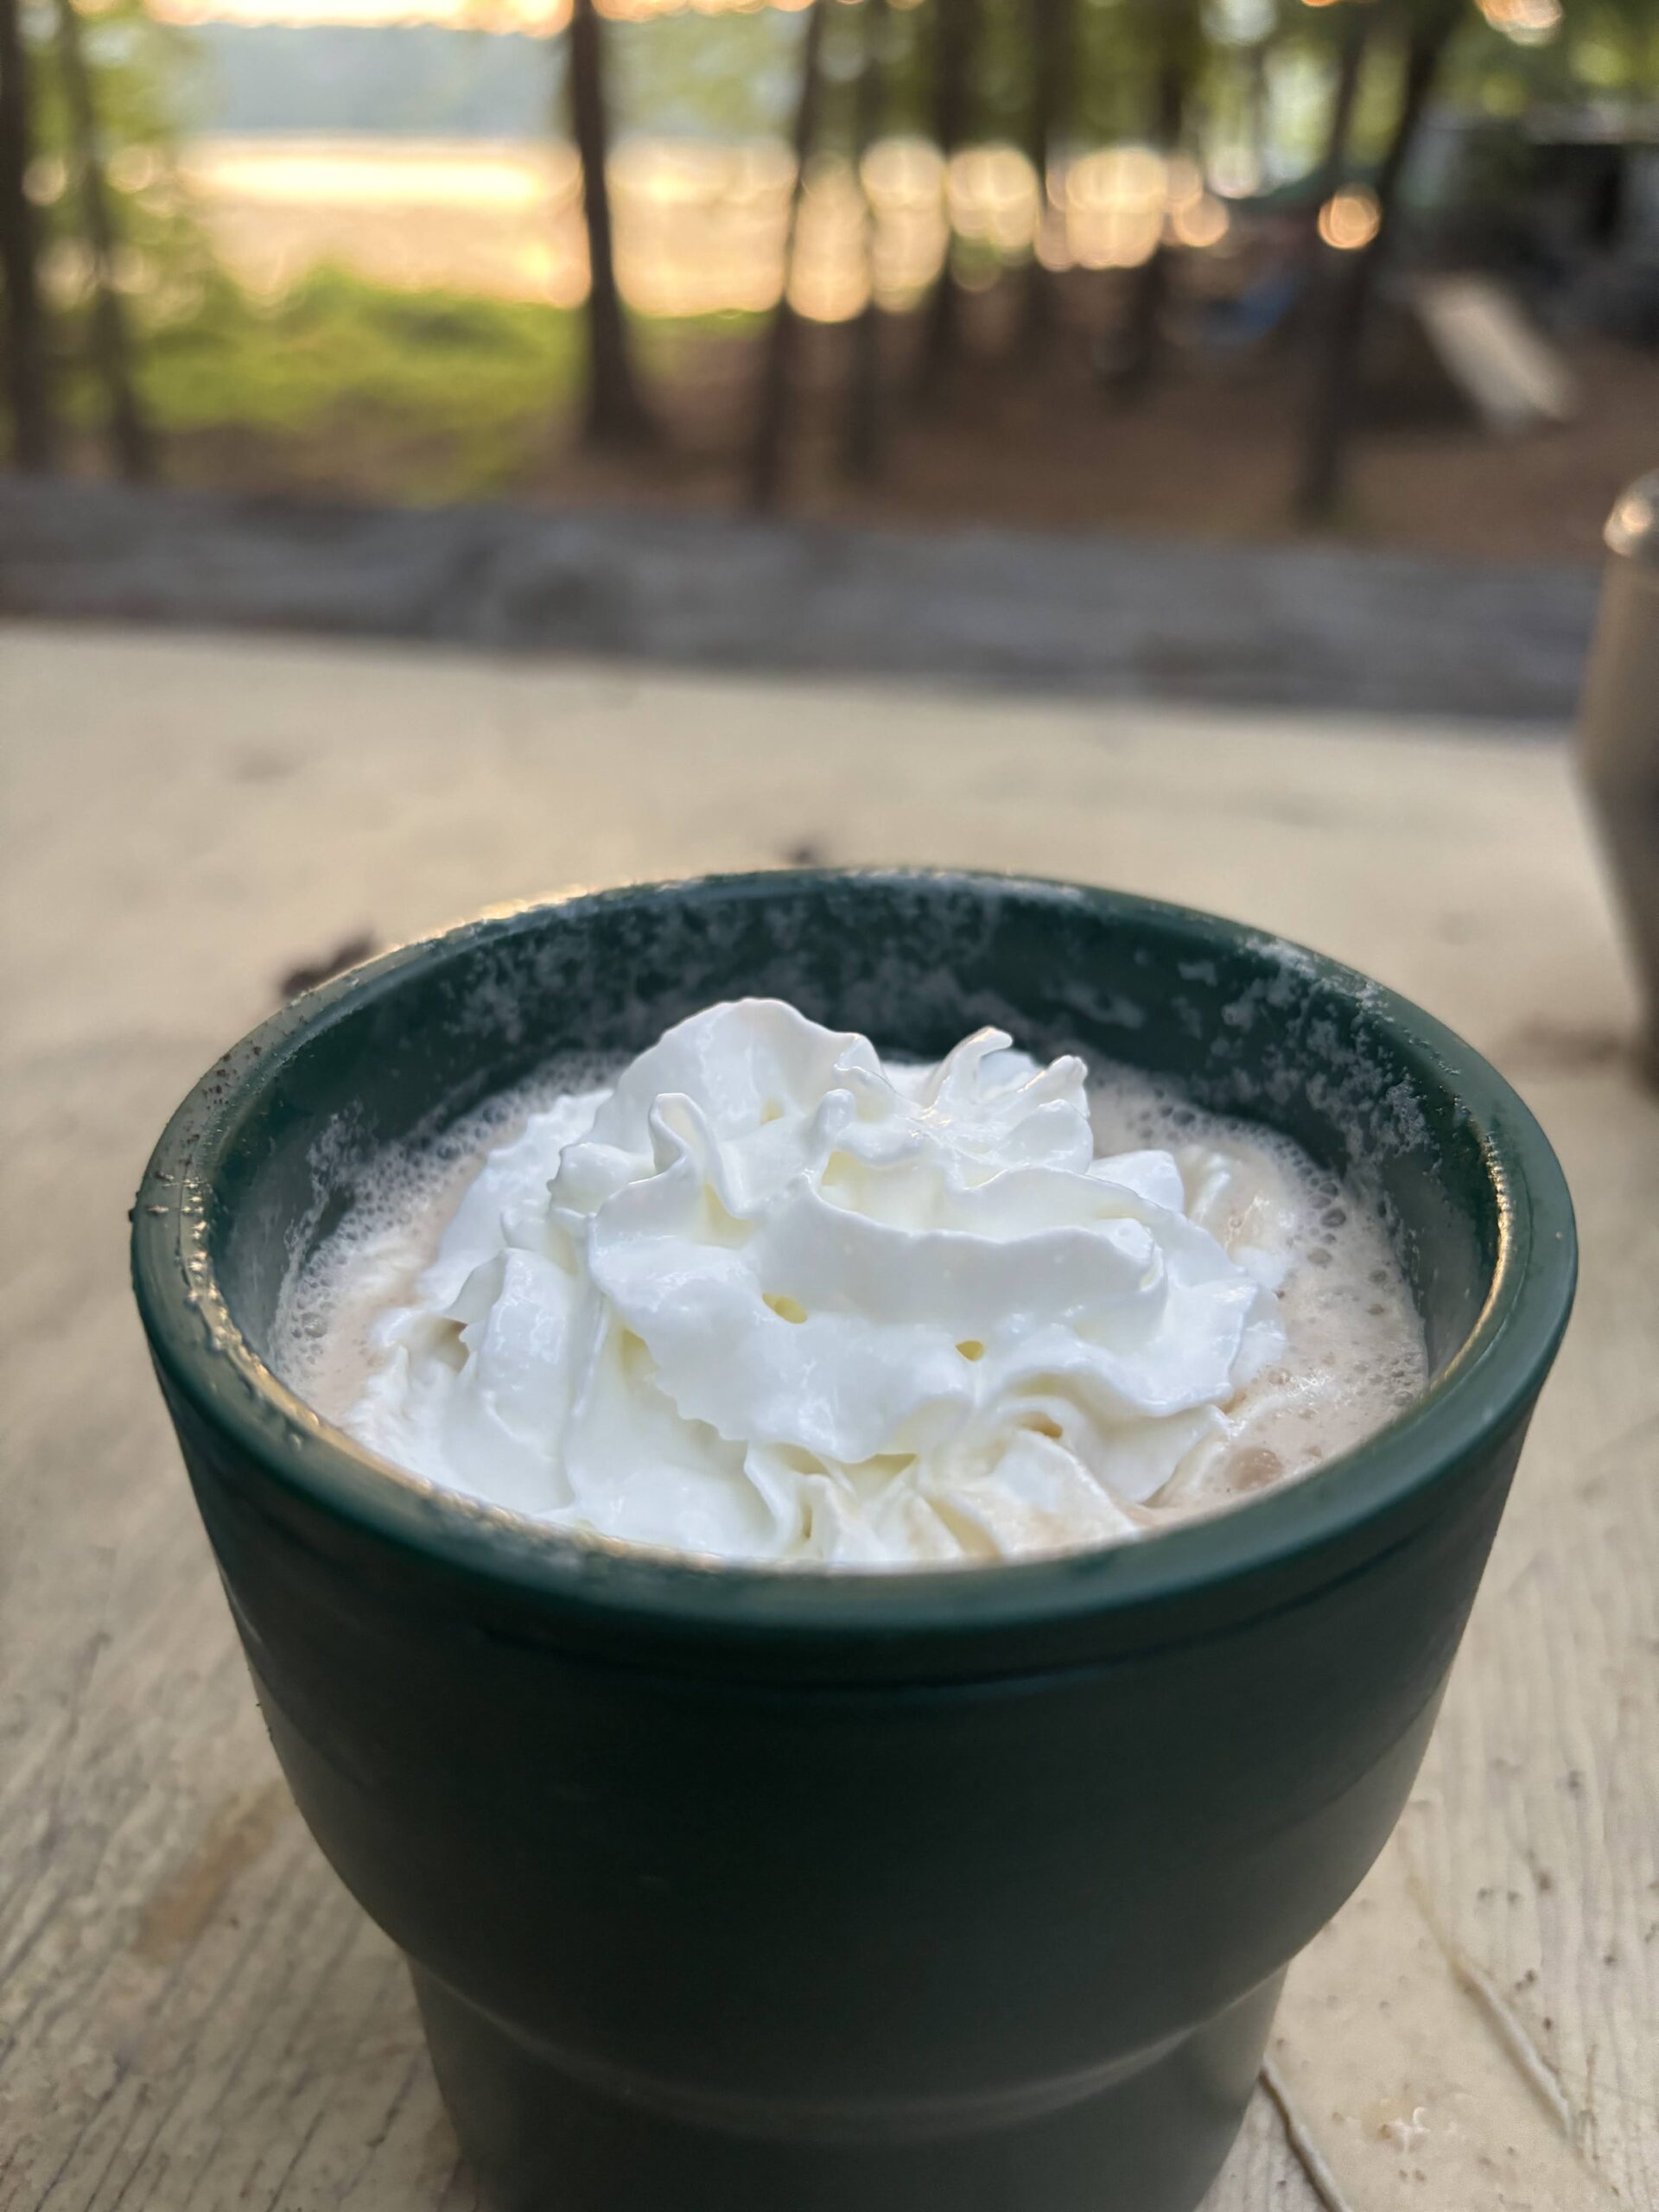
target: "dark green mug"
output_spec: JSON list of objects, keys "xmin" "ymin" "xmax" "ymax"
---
[{"xmin": 131, "ymin": 872, "xmax": 1575, "ymax": 2212}]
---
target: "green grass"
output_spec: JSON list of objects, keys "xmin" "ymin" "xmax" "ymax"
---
[
  {"xmin": 137, "ymin": 266, "xmax": 586, "ymax": 499},
  {"xmin": 124, "ymin": 265, "xmax": 766, "ymax": 501}
]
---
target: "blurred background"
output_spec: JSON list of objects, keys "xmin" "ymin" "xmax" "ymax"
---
[
  {"xmin": 5, "ymin": 9, "xmax": 1659, "ymax": 2209},
  {"xmin": 2, "ymin": 0, "xmax": 1655, "ymax": 556}
]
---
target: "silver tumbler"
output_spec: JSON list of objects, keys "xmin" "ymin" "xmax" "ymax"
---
[{"xmin": 1579, "ymin": 469, "xmax": 1659, "ymax": 1071}]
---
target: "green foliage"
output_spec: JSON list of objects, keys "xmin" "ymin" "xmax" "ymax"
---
[
  {"xmin": 1443, "ymin": 0, "xmax": 1659, "ymax": 111},
  {"xmin": 1073, "ymin": 0, "xmax": 1143, "ymax": 145},
  {"xmin": 609, "ymin": 7, "xmax": 799, "ymax": 141},
  {"xmin": 871, "ymin": 1, "xmax": 934, "ymax": 141},
  {"xmin": 963, "ymin": 0, "xmax": 1043, "ymax": 145},
  {"xmin": 22, "ymin": 0, "xmax": 219, "ymax": 416},
  {"xmin": 138, "ymin": 265, "xmax": 585, "ymax": 496}
]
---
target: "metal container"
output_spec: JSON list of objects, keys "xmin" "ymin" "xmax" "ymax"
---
[{"xmin": 1580, "ymin": 469, "xmax": 1659, "ymax": 1067}]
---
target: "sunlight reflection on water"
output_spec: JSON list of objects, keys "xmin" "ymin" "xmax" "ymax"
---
[{"xmin": 178, "ymin": 133, "xmax": 1213, "ymax": 321}]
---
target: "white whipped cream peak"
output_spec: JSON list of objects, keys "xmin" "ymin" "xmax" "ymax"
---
[{"xmin": 346, "ymin": 999, "xmax": 1292, "ymax": 1565}]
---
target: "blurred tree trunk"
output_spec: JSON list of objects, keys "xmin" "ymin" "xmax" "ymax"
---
[
  {"xmin": 1312, "ymin": 0, "xmax": 1371, "ymax": 212},
  {"xmin": 1109, "ymin": 0, "xmax": 1200, "ymax": 402},
  {"xmin": 1275, "ymin": 0, "xmax": 1373, "ymax": 360},
  {"xmin": 1020, "ymin": 0, "xmax": 1071, "ymax": 357},
  {"xmin": 54, "ymin": 0, "xmax": 151, "ymax": 480},
  {"xmin": 917, "ymin": 0, "xmax": 976, "ymax": 391},
  {"xmin": 567, "ymin": 0, "xmax": 653, "ymax": 449},
  {"xmin": 749, "ymin": 0, "xmax": 827, "ymax": 511},
  {"xmin": 0, "ymin": 0, "xmax": 55, "ymax": 469},
  {"xmin": 842, "ymin": 0, "xmax": 887, "ymax": 480},
  {"xmin": 1296, "ymin": 0, "xmax": 1460, "ymax": 522}
]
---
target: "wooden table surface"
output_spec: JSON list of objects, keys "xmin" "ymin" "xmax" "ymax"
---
[{"xmin": 2, "ymin": 623, "xmax": 1654, "ymax": 2212}]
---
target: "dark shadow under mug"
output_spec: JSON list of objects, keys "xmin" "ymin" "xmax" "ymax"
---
[{"xmin": 132, "ymin": 872, "xmax": 1576, "ymax": 2212}]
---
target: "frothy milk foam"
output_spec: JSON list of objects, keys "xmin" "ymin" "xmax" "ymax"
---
[{"xmin": 275, "ymin": 1001, "xmax": 1426, "ymax": 1567}]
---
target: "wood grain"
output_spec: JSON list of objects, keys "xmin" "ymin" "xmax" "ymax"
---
[{"xmin": 1, "ymin": 623, "xmax": 1651, "ymax": 2211}]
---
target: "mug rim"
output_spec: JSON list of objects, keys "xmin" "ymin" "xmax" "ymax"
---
[{"xmin": 131, "ymin": 868, "xmax": 1578, "ymax": 1645}]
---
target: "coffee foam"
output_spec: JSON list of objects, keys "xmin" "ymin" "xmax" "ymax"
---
[
  {"xmin": 1084, "ymin": 1069, "xmax": 1426, "ymax": 1525},
  {"xmin": 274, "ymin": 1046, "xmax": 1427, "ymax": 1541}
]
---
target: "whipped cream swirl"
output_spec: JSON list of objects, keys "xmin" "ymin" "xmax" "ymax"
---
[{"xmin": 346, "ymin": 1001, "xmax": 1289, "ymax": 1564}]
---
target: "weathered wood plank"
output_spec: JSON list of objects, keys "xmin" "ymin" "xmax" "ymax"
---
[{"xmin": 1, "ymin": 624, "xmax": 1650, "ymax": 2212}]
